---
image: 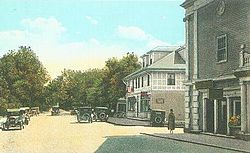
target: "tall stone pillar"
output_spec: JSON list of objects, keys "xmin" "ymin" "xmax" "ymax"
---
[
  {"xmin": 192, "ymin": 89, "xmax": 200, "ymax": 132},
  {"xmin": 226, "ymin": 97, "xmax": 231, "ymax": 135},
  {"xmin": 184, "ymin": 86, "xmax": 191, "ymax": 131},
  {"xmin": 241, "ymin": 81, "xmax": 247, "ymax": 133},
  {"xmin": 214, "ymin": 100, "xmax": 218, "ymax": 134}
]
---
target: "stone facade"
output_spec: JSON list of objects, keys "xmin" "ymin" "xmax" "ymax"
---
[{"xmin": 182, "ymin": 0, "xmax": 250, "ymax": 138}]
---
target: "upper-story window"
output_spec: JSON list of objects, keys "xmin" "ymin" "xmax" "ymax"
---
[
  {"xmin": 147, "ymin": 74, "xmax": 150, "ymax": 86},
  {"xmin": 137, "ymin": 77, "xmax": 140, "ymax": 88},
  {"xmin": 167, "ymin": 73, "xmax": 175, "ymax": 85},
  {"xmin": 217, "ymin": 34, "xmax": 227, "ymax": 62},
  {"xmin": 141, "ymin": 76, "xmax": 144, "ymax": 87}
]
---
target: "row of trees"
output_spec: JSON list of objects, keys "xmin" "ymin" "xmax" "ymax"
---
[{"xmin": 0, "ymin": 46, "xmax": 140, "ymax": 114}]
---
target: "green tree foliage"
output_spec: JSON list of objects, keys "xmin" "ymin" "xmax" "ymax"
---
[
  {"xmin": 44, "ymin": 52, "xmax": 140, "ymax": 110},
  {"xmin": 44, "ymin": 69, "xmax": 105, "ymax": 110},
  {"xmin": 0, "ymin": 46, "xmax": 49, "ymax": 113},
  {"xmin": 103, "ymin": 53, "xmax": 141, "ymax": 109}
]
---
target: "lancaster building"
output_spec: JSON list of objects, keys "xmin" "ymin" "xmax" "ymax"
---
[
  {"xmin": 123, "ymin": 46, "xmax": 186, "ymax": 121},
  {"xmin": 181, "ymin": 0, "xmax": 250, "ymax": 139}
]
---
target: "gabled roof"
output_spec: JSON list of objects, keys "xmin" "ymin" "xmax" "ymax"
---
[{"xmin": 124, "ymin": 46, "xmax": 186, "ymax": 80}]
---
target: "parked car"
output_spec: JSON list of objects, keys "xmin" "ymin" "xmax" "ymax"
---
[
  {"xmin": 51, "ymin": 106, "xmax": 60, "ymax": 116},
  {"xmin": 94, "ymin": 107, "xmax": 109, "ymax": 122},
  {"xmin": 150, "ymin": 109, "xmax": 165, "ymax": 127},
  {"xmin": 2, "ymin": 109, "xmax": 25, "ymax": 130},
  {"xmin": 76, "ymin": 107, "xmax": 93, "ymax": 123},
  {"xmin": 30, "ymin": 107, "xmax": 40, "ymax": 116},
  {"xmin": 20, "ymin": 107, "xmax": 30, "ymax": 125}
]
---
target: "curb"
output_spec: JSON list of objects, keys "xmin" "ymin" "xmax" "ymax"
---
[
  {"xmin": 106, "ymin": 121, "xmax": 145, "ymax": 126},
  {"xmin": 140, "ymin": 133, "xmax": 250, "ymax": 153}
]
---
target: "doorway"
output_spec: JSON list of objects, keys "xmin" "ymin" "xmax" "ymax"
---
[
  {"xmin": 218, "ymin": 100, "xmax": 227, "ymax": 134},
  {"xmin": 206, "ymin": 99, "xmax": 214, "ymax": 133}
]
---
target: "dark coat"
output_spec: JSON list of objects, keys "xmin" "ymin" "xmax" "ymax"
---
[{"xmin": 168, "ymin": 112, "xmax": 175, "ymax": 130}]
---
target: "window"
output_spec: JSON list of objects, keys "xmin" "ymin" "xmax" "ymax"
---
[
  {"xmin": 217, "ymin": 34, "xmax": 227, "ymax": 62},
  {"xmin": 135, "ymin": 79, "xmax": 137, "ymax": 89},
  {"xmin": 142, "ymin": 58, "xmax": 145, "ymax": 67},
  {"xmin": 138, "ymin": 77, "xmax": 140, "ymax": 88},
  {"xmin": 141, "ymin": 76, "xmax": 144, "ymax": 87},
  {"xmin": 147, "ymin": 75, "xmax": 150, "ymax": 86},
  {"xmin": 167, "ymin": 73, "xmax": 175, "ymax": 85},
  {"xmin": 233, "ymin": 100, "xmax": 241, "ymax": 116}
]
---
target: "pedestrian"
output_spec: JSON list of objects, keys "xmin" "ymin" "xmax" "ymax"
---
[{"xmin": 168, "ymin": 109, "xmax": 175, "ymax": 134}]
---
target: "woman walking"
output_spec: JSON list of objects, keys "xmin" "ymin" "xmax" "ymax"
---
[{"xmin": 168, "ymin": 109, "xmax": 175, "ymax": 134}]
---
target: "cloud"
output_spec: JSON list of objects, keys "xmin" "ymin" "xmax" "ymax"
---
[
  {"xmin": 0, "ymin": 17, "xmax": 128, "ymax": 79},
  {"xmin": 85, "ymin": 16, "xmax": 98, "ymax": 25},
  {"xmin": 116, "ymin": 25, "xmax": 169, "ymax": 49},
  {"xmin": 116, "ymin": 25, "xmax": 148, "ymax": 40}
]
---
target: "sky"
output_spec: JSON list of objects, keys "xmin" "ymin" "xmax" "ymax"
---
[{"xmin": 0, "ymin": 0, "xmax": 185, "ymax": 79}]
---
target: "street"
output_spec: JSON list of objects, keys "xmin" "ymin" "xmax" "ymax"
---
[
  {"xmin": 0, "ymin": 113, "xmax": 178, "ymax": 153},
  {"xmin": 0, "ymin": 113, "xmax": 243, "ymax": 153}
]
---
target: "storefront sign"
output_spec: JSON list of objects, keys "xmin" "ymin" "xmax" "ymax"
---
[
  {"xmin": 208, "ymin": 88, "xmax": 223, "ymax": 100},
  {"xmin": 156, "ymin": 98, "xmax": 164, "ymax": 104}
]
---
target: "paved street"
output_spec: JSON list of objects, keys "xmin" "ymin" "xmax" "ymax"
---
[
  {"xmin": 96, "ymin": 135, "xmax": 242, "ymax": 153},
  {"xmin": 0, "ymin": 113, "xmax": 179, "ymax": 153}
]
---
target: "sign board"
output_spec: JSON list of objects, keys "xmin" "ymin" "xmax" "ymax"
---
[
  {"xmin": 208, "ymin": 88, "xmax": 223, "ymax": 100},
  {"xmin": 195, "ymin": 80, "xmax": 213, "ymax": 89}
]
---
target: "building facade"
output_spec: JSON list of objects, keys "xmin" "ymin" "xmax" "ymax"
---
[
  {"xmin": 123, "ymin": 46, "xmax": 186, "ymax": 121},
  {"xmin": 181, "ymin": 0, "xmax": 250, "ymax": 138}
]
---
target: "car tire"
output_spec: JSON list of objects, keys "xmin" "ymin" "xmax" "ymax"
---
[
  {"xmin": 2, "ymin": 123, "xmax": 6, "ymax": 131},
  {"xmin": 154, "ymin": 116, "xmax": 162, "ymax": 124},
  {"xmin": 20, "ymin": 122, "xmax": 23, "ymax": 130},
  {"xmin": 99, "ymin": 113, "xmax": 106, "ymax": 121}
]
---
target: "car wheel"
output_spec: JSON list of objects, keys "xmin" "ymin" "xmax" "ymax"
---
[
  {"xmin": 2, "ymin": 123, "xmax": 6, "ymax": 131},
  {"xmin": 154, "ymin": 116, "xmax": 163, "ymax": 124},
  {"xmin": 99, "ymin": 113, "xmax": 106, "ymax": 121},
  {"xmin": 20, "ymin": 122, "xmax": 23, "ymax": 130}
]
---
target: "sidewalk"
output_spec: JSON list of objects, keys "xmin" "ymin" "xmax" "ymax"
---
[
  {"xmin": 141, "ymin": 132, "xmax": 250, "ymax": 153},
  {"xmin": 107, "ymin": 117, "xmax": 150, "ymax": 126}
]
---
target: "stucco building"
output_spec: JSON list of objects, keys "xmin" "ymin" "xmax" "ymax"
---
[
  {"xmin": 181, "ymin": 0, "xmax": 250, "ymax": 138},
  {"xmin": 123, "ymin": 46, "xmax": 186, "ymax": 121}
]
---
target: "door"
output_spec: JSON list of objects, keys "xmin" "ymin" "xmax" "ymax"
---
[
  {"xmin": 218, "ymin": 100, "xmax": 227, "ymax": 134},
  {"xmin": 206, "ymin": 99, "xmax": 214, "ymax": 133}
]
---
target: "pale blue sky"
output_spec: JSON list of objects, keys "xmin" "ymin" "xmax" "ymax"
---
[{"xmin": 0, "ymin": 0, "xmax": 185, "ymax": 78}]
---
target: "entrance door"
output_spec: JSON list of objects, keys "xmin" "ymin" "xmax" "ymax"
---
[
  {"xmin": 218, "ymin": 100, "xmax": 227, "ymax": 134},
  {"xmin": 206, "ymin": 99, "xmax": 214, "ymax": 133}
]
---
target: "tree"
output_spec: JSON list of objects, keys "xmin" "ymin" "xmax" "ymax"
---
[
  {"xmin": 102, "ymin": 53, "xmax": 141, "ymax": 109},
  {"xmin": 0, "ymin": 46, "xmax": 49, "ymax": 111}
]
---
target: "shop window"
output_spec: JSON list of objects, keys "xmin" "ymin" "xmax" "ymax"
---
[{"xmin": 233, "ymin": 100, "xmax": 241, "ymax": 116}]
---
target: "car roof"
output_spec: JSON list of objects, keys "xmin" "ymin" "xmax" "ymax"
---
[
  {"xmin": 151, "ymin": 109, "xmax": 166, "ymax": 112},
  {"xmin": 7, "ymin": 109, "xmax": 20, "ymax": 112},
  {"xmin": 95, "ymin": 107, "xmax": 108, "ymax": 109},
  {"xmin": 20, "ymin": 107, "xmax": 30, "ymax": 110},
  {"xmin": 78, "ymin": 106, "xmax": 92, "ymax": 109}
]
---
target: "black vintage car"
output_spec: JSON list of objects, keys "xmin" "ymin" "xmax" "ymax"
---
[
  {"xmin": 20, "ymin": 107, "xmax": 30, "ymax": 125},
  {"xmin": 94, "ymin": 107, "xmax": 109, "ymax": 122},
  {"xmin": 51, "ymin": 106, "xmax": 60, "ymax": 116},
  {"xmin": 2, "ymin": 109, "xmax": 25, "ymax": 130},
  {"xmin": 76, "ymin": 107, "xmax": 93, "ymax": 123},
  {"xmin": 150, "ymin": 109, "xmax": 165, "ymax": 127}
]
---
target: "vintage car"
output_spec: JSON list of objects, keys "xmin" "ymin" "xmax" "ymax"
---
[
  {"xmin": 20, "ymin": 107, "xmax": 30, "ymax": 125},
  {"xmin": 30, "ymin": 107, "xmax": 40, "ymax": 116},
  {"xmin": 150, "ymin": 109, "xmax": 165, "ymax": 127},
  {"xmin": 76, "ymin": 107, "xmax": 93, "ymax": 123},
  {"xmin": 94, "ymin": 107, "xmax": 109, "ymax": 122},
  {"xmin": 2, "ymin": 109, "xmax": 25, "ymax": 130},
  {"xmin": 51, "ymin": 106, "xmax": 60, "ymax": 116}
]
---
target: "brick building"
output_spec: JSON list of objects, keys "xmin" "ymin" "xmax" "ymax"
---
[{"xmin": 181, "ymin": 0, "xmax": 250, "ymax": 138}]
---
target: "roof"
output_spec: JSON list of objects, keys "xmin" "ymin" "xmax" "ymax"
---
[
  {"xmin": 141, "ymin": 46, "xmax": 179, "ymax": 57},
  {"xmin": 124, "ymin": 46, "xmax": 186, "ymax": 80},
  {"xmin": 20, "ymin": 107, "xmax": 30, "ymax": 110},
  {"xmin": 7, "ymin": 109, "xmax": 20, "ymax": 112}
]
